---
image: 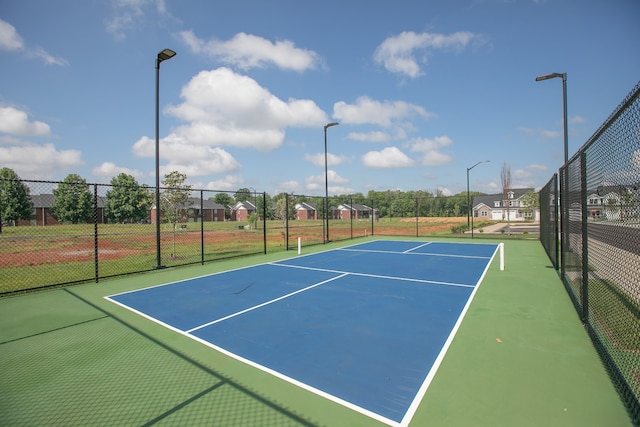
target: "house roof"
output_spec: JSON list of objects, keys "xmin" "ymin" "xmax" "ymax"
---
[
  {"xmin": 232, "ymin": 200, "xmax": 256, "ymax": 210},
  {"xmin": 31, "ymin": 194, "xmax": 107, "ymax": 208},
  {"xmin": 295, "ymin": 201, "xmax": 316, "ymax": 210},
  {"xmin": 472, "ymin": 188, "xmax": 534, "ymax": 208},
  {"xmin": 337, "ymin": 203, "xmax": 374, "ymax": 211}
]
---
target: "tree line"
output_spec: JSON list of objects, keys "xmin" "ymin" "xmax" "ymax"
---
[{"xmin": 1, "ymin": 167, "xmax": 540, "ymax": 233}]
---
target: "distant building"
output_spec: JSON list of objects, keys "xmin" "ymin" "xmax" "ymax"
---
[
  {"xmin": 230, "ymin": 200, "xmax": 256, "ymax": 222},
  {"xmin": 295, "ymin": 201, "xmax": 317, "ymax": 220},
  {"xmin": 473, "ymin": 188, "xmax": 540, "ymax": 221}
]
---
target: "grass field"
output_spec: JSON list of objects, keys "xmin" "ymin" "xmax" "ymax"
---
[
  {"xmin": 0, "ymin": 217, "xmax": 500, "ymax": 294},
  {"xmin": 0, "ymin": 237, "xmax": 632, "ymax": 426}
]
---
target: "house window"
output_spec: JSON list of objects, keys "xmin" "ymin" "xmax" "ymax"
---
[
  {"xmin": 481, "ymin": 211, "xmax": 488, "ymax": 217},
  {"xmin": 494, "ymin": 201, "xmax": 500, "ymax": 207},
  {"xmin": 508, "ymin": 191, "xmax": 515, "ymax": 199}
]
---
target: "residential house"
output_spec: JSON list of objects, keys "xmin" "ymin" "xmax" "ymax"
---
[
  {"xmin": 295, "ymin": 201, "xmax": 317, "ymax": 220},
  {"xmin": 18, "ymin": 194, "xmax": 107, "ymax": 226},
  {"xmin": 150, "ymin": 197, "xmax": 226, "ymax": 224},
  {"xmin": 473, "ymin": 188, "xmax": 540, "ymax": 222},
  {"xmin": 230, "ymin": 200, "xmax": 256, "ymax": 222},
  {"xmin": 335, "ymin": 203, "xmax": 377, "ymax": 220}
]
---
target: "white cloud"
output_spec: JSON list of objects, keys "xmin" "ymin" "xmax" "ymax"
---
[
  {"xmin": 362, "ymin": 147, "xmax": 414, "ymax": 169},
  {"xmin": 348, "ymin": 131, "xmax": 392, "ymax": 143},
  {"xmin": 374, "ymin": 31, "xmax": 484, "ymax": 78},
  {"xmin": 180, "ymin": 31, "xmax": 322, "ymax": 72},
  {"xmin": 304, "ymin": 152, "xmax": 349, "ymax": 167},
  {"xmin": 0, "ymin": 143, "xmax": 83, "ymax": 180},
  {"xmin": 0, "ymin": 106, "xmax": 50, "ymax": 136},
  {"xmin": 106, "ymin": 0, "xmax": 171, "ymax": 41},
  {"xmin": 0, "ymin": 19, "xmax": 67, "ymax": 65},
  {"xmin": 333, "ymin": 96, "xmax": 433, "ymax": 127},
  {"xmin": 569, "ymin": 115, "xmax": 586, "ymax": 125},
  {"xmin": 202, "ymin": 175, "xmax": 245, "ymax": 191},
  {"xmin": 519, "ymin": 126, "xmax": 562, "ymax": 140},
  {"xmin": 305, "ymin": 170, "xmax": 352, "ymax": 194},
  {"xmin": 131, "ymin": 134, "xmax": 241, "ymax": 177},
  {"xmin": 276, "ymin": 180, "xmax": 301, "ymax": 194},
  {"xmin": 410, "ymin": 136, "xmax": 454, "ymax": 166},
  {"xmin": 164, "ymin": 67, "xmax": 327, "ymax": 151},
  {"xmin": 0, "ymin": 19, "xmax": 24, "ymax": 51},
  {"xmin": 92, "ymin": 162, "xmax": 144, "ymax": 180}
]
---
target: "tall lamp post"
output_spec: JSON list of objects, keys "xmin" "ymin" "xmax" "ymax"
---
[
  {"xmin": 324, "ymin": 122, "xmax": 339, "ymax": 243},
  {"xmin": 467, "ymin": 160, "xmax": 490, "ymax": 239},
  {"xmin": 154, "ymin": 48, "xmax": 176, "ymax": 269},
  {"xmin": 535, "ymin": 73, "xmax": 568, "ymax": 165},
  {"xmin": 536, "ymin": 72, "xmax": 568, "ymax": 273}
]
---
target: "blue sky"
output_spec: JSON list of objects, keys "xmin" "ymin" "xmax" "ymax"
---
[{"xmin": 1, "ymin": 0, "xmax": 638, "ymax": 197}]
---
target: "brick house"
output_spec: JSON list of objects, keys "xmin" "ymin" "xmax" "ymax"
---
[
  {"xmin": 335, "ymin": 203, "xmax": 377, "ymax": 220},
  {"xmin": 150, "ymin": 197, "xmax": 226, "ymax": 224},
  {"xmin": 230, "ymin": 201, "xmax": 256, "ymax": 222},
  {"xmin": 294, "ymin": 202, "xmax": 317, "ymax": 220},
  {"xmin": 17, "ymin": 194, "xmax": 107, "ymax": 226}
]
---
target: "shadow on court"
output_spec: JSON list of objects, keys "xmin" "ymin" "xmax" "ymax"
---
[{"xmin": 0, "ymin": 288, "xmax": 318, "ymax": 426}]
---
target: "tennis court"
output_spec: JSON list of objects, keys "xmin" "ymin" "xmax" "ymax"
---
[
  {"xmin": 0, "ymin": 238, "xmax": 631, "ymax": 426},
  {"xmin": 107, "ymin": 240, "xmax": 499, "ymax": 425}
]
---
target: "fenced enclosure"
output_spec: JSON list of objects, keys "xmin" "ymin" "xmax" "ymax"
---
[
  {"xmin": 0, "ymin": 182, "xmax": 500, "ymax": 295},
  {"xmin": 539, "ymin": 81, "xmax": 640, "ymax": 422}
]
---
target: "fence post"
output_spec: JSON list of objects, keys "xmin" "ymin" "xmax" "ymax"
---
[
  {"xmin": 93, "ymin": 184, "xmax": 99, "ymax": 283},
  {"xmin": 200, "ymin": 190, "xmax": 204, "ymax": 265},
  {"xmin": 285, "ymin": 194, "xmax": 289, "ymax": 251},
  {"xmin": 370, "ymin": 199, "xmax": 375, "ymax": 236},
  {"xmin": 553, "ymin": 173, "xmax": 559, "ymax": 270},
  {"xmin": 415, "ymin": 196, "xmax": 419, "ymax": 237},
  {"xmin": 350, "ymin": 196, "xmax": 353, "ymax": 239},
  {"xmin": 580, "ymin": 152, "xmax": 589, "ymax": 323},
  {"xmin": 263, "ymin": 192, "xmax": 267, "ymax": 254}
]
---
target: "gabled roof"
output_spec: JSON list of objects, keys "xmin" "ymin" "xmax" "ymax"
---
[
  {"xmin": 295, "ymin": 201, "xmax": 316, "ymax": 210},
  {"xmin": 30, "ymin": 194, "xmax": 107, "ymax": 208},
  {"xmin": 337, "ymin": 203, "xmax": 374, "ymax": 211},
  {"xmin": 232, "ymin": 200, "xmax": 256, "ymax": 210},
  {"xmin": 472, "ymin": 188, "xmax": 534, "ymax": 208}
]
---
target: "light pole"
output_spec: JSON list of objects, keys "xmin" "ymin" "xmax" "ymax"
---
[
  {"xmin": 324, "ymin": 122, "xmax": 339, "ymax": 243},
  {"xmin": 154, "ymin": 48, "xmax": 176, "ymax": 269},
  {"xmin": 536, "ymin": 72, "xmax": 568, "ymax": 272},
  {"xmin": 467, "ymin": 160, "xmax": 490, "ymax": 239},
  {"xmin": 535, "ymin": 73, "xmax": 568, "ymax": 165}
]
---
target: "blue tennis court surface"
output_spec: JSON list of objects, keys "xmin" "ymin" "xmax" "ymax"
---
[{"xmin": 107, "ymin": 240, "xmax": 499, "ymax": 426}]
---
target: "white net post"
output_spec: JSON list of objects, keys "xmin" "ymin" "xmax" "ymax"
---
[
  {"xmin": 298, "ymin": 237, "xmax": 301, "ymax": 255},
  {"xmin": 499, "ymin": 242, "xmax": 505, "ymax": 271}
]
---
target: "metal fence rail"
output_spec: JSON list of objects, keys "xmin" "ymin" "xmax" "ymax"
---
[
  {"xmin": 0, "ymin": 182, "xmax": 507, "ymax": 295},
  {"xmin": 539, "ymin": 81, "xmax": 640, "ymax": 422}
]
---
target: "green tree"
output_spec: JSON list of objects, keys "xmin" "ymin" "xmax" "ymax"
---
[
  {"xmin": 234, "ymin": 188, "xmax": 252, "ymax": 202},
  {"xmin": 51, "ymin": 174, "xmax": 93, "ymax": 224},
  {"xmin": 105, "ymin": 173, "xmax": 151, "ymax": 223},
  {"xmin": 0, "ymin": 168, "xmax": 33, "ymax": 233},
  {"xmin": 520, "ymin": 191, "xmax": 540, "ymax": 221},
  {"xmin": 161, "ymin": 171, "xmax": 192, "ymax": 258},
  {"xmin": 212, "ymin": 193, "xmax": 234, "ymax": 220}
]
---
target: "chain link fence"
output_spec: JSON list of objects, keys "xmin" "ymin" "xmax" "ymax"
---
[
  {"xmin": 539, "ymin": 81, "xmax": 640, "ymax": 422},
  {"xmin": 0, "ymin": 181, "xmax": 512, "ymax": 295}
]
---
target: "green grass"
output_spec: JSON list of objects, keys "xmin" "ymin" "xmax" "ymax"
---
[
  {"xmin": 0, "ymin": 238, "xmax": 632, "ymax": 426},
  {"xmin": 0, "ymin": 218, "xmax": 534, "ymax": 294}
]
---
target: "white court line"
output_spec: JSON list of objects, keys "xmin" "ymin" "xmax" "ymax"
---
[
  {"xmin": 186, "ymin": 273, "xmax": 348, "ymax": 333},
  {"xmin": 338, "ymin": 247, "xmax": 491, "ymax": 260},
  {"xmin": 399, "ymin": 243, "xmax": 500, "ymax": 426},
  {"xmin": 270, "ymin": 261, "xmax": 475, "ymax": 289},
  {"xmin": 403, "ymin": 241, "xmax": 433, "ymax": 253}
]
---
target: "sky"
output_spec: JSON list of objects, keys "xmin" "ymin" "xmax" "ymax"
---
[{"xmin": 1, "ymin": 0, "xmax": 639, "ymax": 198}]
